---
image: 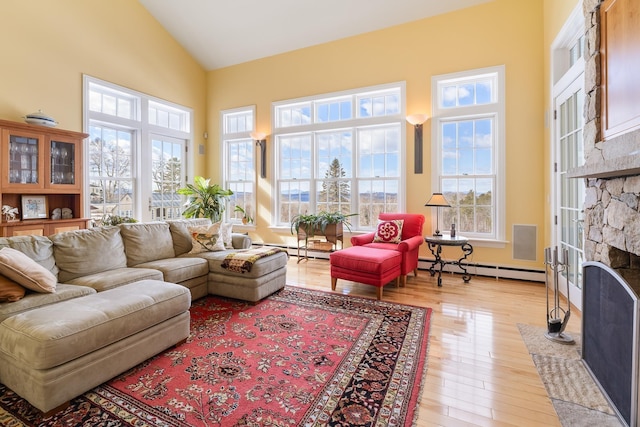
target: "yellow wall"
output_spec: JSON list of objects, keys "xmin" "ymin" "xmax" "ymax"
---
[
  {"xmin": 208, "ymin": 0, "xmax": 547, "ymax": 268},
  {"xmin": 0, "ymin": 0, "xmax": 576, "ymax": 271},
  {"xmin": 0, "ymin": 0, "xmax": 208, "ymax": 173}
]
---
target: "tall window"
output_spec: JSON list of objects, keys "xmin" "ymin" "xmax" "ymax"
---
[
  {"xmin": 274, "ymin": 83, "xmax": 405, "ymax": 230},
  {"xmin": 222, "ymin": 107, "xmax": 256, "ymax": 225},
  {"xmin": 431, "ymin": 66, "xmax": 505, "ymax": 241},
  {"xmin": 84, "ymin": 76, "xmax": 192, "ymax": 223}
]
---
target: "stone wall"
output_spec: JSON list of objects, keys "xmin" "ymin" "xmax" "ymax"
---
[{"xmin": 582, "ymin": 0, "xmax": 640, "ymax": 274}]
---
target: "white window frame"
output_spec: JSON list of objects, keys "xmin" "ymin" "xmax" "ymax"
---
[
  {"xmin": 271, "ymin": 82, "xmax": 406, "ymax": 232},
  {"xmin": 431, "ymin": 66, "xmax": 506, "ymax": 245},
  {"xmin": 221, "ymin": 106, "xmax": 256, "ymax": 228},
  {"xmin": 83, "ymin": 75, "xmax": 193, "ymax": 223}
]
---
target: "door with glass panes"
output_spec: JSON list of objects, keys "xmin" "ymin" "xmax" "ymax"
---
[
  {"xmin": 554, "ymin": 76, "xmax": 585, "ymax": 310},
  {"xmin": 148, "ymin": 135, "xmax": 186, "ymax": 222}
]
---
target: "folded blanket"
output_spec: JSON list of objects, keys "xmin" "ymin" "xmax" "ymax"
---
[{"xmin": 221, "ymin": 246, "xmax": 287, "ymax": 273}]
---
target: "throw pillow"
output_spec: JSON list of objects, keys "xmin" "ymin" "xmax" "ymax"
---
[
  {"xmin": 188, "ymin": 223, "xmax": 226, "ymax": 254},
  {"xmin": 220, "ymin": 222, "xmax": 234, "ymax": 249},
  {"xmin": 0, "ymin": 275, "xmax": 26, "ymax": 302},
  {"xmin": 373, "ymin": 219, "xmax": 404, "ymax": 244},
  {"xmin": 0, "ymin": 247, "xmax": 57, "ymax": 293}
]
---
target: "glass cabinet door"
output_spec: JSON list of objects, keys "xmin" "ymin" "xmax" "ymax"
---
[
  {"xmin": 50, "ymin": 140, "xmax": 75, "ymax": 185},
  {"xmin": 9, "ymin": 135, "xmax": 40, "ymax": 185}
]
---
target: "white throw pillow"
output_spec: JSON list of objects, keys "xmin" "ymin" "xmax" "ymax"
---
[
  {"xmin": 0, "ymin": 247, "xmax": 57, "ymax": 293},
  {"xmin": 220, "ymin": 222, "xmax": 234, "ymax": 249}
]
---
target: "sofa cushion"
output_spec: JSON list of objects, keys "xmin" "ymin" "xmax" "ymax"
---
[
  {"xmin": 0, "ymin": 247, "xmax": 57, "ymax": 293},
  {"xmin": 167, "ymin": 219, "xmax": 212, "ymax": 256},
  {"xmin": 0, "ymin": 280, "xmax": 190, "ymax": 371},
  {"xmin": 0, "ymin": 284, "xmax": 96, "ymax": 322},
  {"xmin": 119, "ymin": 222, "xmax": 175, "ymax": 266},
  {"xmin": 134, "ymin": 257, "xmax": 208, "ymax": 284},
  {"xmin": 0, "ymin": 235, "xmax": 58, "ymax": 277},
  {"xmin": 0, "ymin": 276, "xmax": 25, "ymax": 302},
  {"xmin": 51, "ymin": 226, "xmax": 128, "ymax": 283},
  {"xmin": 188, "ymin": 223, "xmax": 225, "ymax": 253},
  {"xmin": 373, "ymin": 219, "xmax": 404, "ymax": 244},
  {"xmin": 66, "ymin": 267, "xmax": 164, "ymax": 292}
]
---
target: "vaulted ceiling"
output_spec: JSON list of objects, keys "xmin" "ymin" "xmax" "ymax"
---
[{"xmin": 138, "ymin": 0, "xmax": 494, "ymax": 70}]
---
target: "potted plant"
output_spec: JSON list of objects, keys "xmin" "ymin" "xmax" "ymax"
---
[
  {"xmin": 99, "ymin": 214, "xmax": 138, "ymax": 226},
  {"xmin": 234, "ymin": 205, "xmax": 253, "ymax": 224},
  {"xmin": 290, "ymin": 211, "xmax": 357, "ymax": 246},
  {"xmin": 177, "ymin": 176, "xmax": 233, "ymax": 222}
]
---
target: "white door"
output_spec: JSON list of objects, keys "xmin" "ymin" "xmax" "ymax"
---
[
  {"xmin": 554, "ymin": 76, "xmax": 585, "ymax": 310},
  {"xmin": 141, "ymin": 135, "xmax": 186, "ymax": 222}
]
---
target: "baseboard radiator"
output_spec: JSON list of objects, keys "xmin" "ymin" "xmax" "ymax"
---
[{"xmin": 273, "ymin": 245, "xmax": 545, "ymax": 283}]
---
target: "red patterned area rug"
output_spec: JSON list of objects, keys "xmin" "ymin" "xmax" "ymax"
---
[{"xmin": 0, "ymin": 286, "xmax": 431, "ymax": 427}]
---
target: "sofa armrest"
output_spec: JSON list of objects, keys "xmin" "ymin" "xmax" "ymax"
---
[
  {"xmin": 351, "ymin": 232, "xmax": 376, "ymax": 246},
  {"xmin": 232, "ymin": 233, "xmax": 252, "ymax": 249},
  {"xmin": 397, "ymin": 235, "xmax": 424, "ymax": 252}
]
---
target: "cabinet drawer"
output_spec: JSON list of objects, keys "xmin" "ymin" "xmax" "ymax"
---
[
  {"xmin": 2, "ymin": 224, "xmax": 45, "ymax": 237},
  {"xmin": 48, "ymin": 223, "xmax": 81, "ymax": 235}
]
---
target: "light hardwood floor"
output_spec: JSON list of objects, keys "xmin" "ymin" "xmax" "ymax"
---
[{"xmin": 285, "ymin": 256, "xmax": 580, "ymax": 427}]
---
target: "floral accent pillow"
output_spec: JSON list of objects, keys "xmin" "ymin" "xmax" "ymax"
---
[
  {"xmin": 373, "ymin": 219, "xmax": 404, "ymax": 244},
  {"xmin": 187, "ymin": 223, "xmax": 226, "ymax": 254}
]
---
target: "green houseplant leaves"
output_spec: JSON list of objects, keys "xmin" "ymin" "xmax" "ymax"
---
[{"xmin": 177, "ymin": 176, "xmax": 233, "ymax": 222}]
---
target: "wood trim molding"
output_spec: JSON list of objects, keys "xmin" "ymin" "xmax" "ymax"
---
[{"xmin": 601, "ymin": 0, "xmax": 640, "ymax": 140}]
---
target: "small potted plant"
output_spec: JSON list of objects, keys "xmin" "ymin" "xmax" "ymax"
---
[
  {"xmin": 99, "ymin": 214, "xmax": 138, "ymax": 226},
  {"xmin": 234, "ymin": 205, "xmax": 253, "ymax": 224},
  {"xmin": 177, "ymin": 176, "xmax": 233, "ymax": 222}
]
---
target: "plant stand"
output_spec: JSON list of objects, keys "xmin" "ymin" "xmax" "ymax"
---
[{"xmin": 297, "ymin": 223, "xmax": 343, "ymax": 263}]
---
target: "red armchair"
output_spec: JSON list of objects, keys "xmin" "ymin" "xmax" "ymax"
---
[{"xmin": 350, "ymin": 213, "xmax": 425, "ymax": 286}]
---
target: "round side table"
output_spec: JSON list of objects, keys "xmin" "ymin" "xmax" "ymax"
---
[{"xmin": 424, "ymin": 235, "xmax": 473, "ymax": 286}]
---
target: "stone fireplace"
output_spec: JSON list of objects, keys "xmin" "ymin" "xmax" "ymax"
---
[
  {"xmin": 577, "ymin": 0, "xmax": 640, "ymax": 271},
  {"xmin": 569, "ymin": 1, "xmax": 640, "ymax": 426}
]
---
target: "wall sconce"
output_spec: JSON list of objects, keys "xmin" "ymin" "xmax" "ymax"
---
[
  {"xmin": 425, "ymin": 192, "xmax": 450, "ymax": 236},
  {"xmin": 250, "ymin": 131, "xmax": 267, "ymax": 178},
  {"xmin": 406, "ymin": 114, "xmax": 429, "ymax": 174}
]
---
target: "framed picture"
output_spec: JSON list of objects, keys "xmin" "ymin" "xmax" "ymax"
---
[{"xmin": 21, "ymin": 195, "xmax": 48, "ymax": 220}]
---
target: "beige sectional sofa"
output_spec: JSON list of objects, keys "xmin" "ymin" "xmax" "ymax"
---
[{"xmin": 0, "ymin": 219, "xmax": 288, "ymax": 413}]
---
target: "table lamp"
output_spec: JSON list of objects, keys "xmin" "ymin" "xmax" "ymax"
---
[{"xmin": 425, "ymin": 192, "xmax": 451, "ymax": 236}]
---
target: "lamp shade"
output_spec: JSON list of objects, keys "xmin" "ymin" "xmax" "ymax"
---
[
  {"xmin": 250, "ymin": 131, "xmax": 267, "ymax": 140},
  {"xmin": 425, "ymin": 192, "xmax": 451, "ymax": 207},
  {"xmin": 406, "ymin": 114, "xmax": 429, "ymax": 126}
]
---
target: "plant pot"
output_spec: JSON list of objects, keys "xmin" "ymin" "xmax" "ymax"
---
[{"xmin": 297, "ymin": 222, "xmax": 343, "ymax": 245}]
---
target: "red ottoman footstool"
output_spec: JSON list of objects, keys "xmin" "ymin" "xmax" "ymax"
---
[{"xmin": 330, "ymin": 246, "xmax": 402, "ymax": 300}]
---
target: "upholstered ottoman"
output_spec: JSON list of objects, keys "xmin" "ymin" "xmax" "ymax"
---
[
  {"xmin": 0, "ymin": 279, "xmax": 191, "ymax": 414},
  {"xmin": 196, "ymin": 247, "xmax": 289, "ymax": 302},
  {"xmin": 330, "ymin": 246, "xmax": 402, "ymax": 300}
]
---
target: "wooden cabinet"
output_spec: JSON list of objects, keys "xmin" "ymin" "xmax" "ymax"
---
[
  {"xmin": 601, "ymin": 0, "xmax": 640, "ymax": 139},
  {"xmin": 0, "ymin": 119, "xmax": 88, "ymax": 236}
]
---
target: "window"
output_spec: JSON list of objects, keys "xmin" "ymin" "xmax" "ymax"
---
[
  {"xmin": 221, "ymin": 107, "xmax": 256, "ymax": 225},
  {"xmin": 84, "ymin": 76, "xmax": 192, "ymax": 223},
  {"xmin": 274, "ymin": 83, "xmax": 405, "ymax": 230},
  {"xmin": 431, "ymin": 66, "xmax": 505, "ymax": 241}
]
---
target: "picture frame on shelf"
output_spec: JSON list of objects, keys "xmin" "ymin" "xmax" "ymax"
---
[{"xmin": 21, "ymin": 195, "xmax": 48, "ymax": 220}]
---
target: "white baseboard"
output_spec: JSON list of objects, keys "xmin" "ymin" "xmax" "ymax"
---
[{"xmin": 260, "ymin": 245, "xmax": 546, "ymax": 283}]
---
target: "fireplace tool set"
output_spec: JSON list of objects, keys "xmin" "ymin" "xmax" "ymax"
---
[{"xmin": 544, "ymin": 246, "xmax": 575, "ymax": 344}]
